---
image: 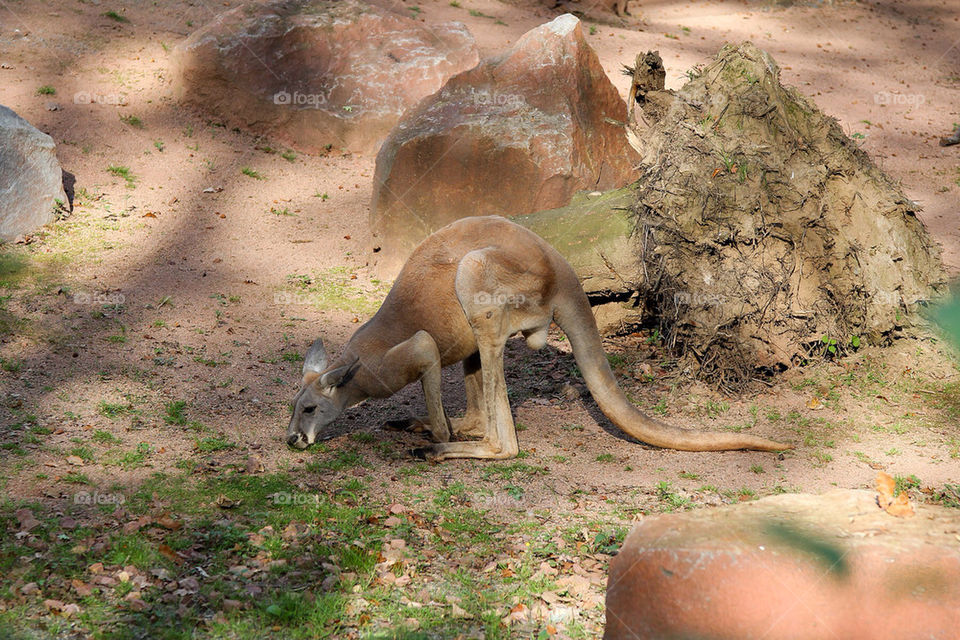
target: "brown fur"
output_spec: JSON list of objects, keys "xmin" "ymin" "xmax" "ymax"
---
[{"xmin": 286, "ymin": 216, "xmax": 792, "ymax": 459}]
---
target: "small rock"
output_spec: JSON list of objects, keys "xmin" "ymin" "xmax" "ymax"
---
[
  {"xmin": 15, "ymin": 508, "xmax": 41, "ymax": 532},
  {"xmin": 222, "ymin": 598, "xmax": 243, "ymax": 612},
  {"xmin": 244, "ymin": 455, "xmax": 265, "ymax": 474},
  {"xmin": 179, "ymin": 576, "xmax": 200, "ymax": 592},
  {"xmin": 43, "ymin": 599, "xmax": 65, "ymax": 612}
]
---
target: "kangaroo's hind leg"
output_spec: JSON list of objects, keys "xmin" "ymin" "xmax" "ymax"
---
[{"xmin": 415, "ymin": 248, "xmax": 521, "ymax": 461}]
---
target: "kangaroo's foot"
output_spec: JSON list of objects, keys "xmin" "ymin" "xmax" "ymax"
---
[
  {"xmin": 387, "ymin": 414, "xmax": 485, "ymax": 440},
  {"xmin": 411, "ymin": 439, "xmax": 518, "ymax": 461}
]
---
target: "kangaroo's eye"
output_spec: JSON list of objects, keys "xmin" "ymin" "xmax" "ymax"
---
[{"xmin": 302, "ymin": 406, "xmax": 316, "ymax": 414}]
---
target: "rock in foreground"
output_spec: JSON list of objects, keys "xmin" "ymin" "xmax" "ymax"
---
[
  {"xmin": 173, "ymin": 0, "xmax": 478, "ymax": 155},
  {"xmin": 0, "ymin": 105, "xmax": 66, "ymax": 240},
  {"xmin": 605, "ymin": 490, "xmax": 960, "ymax": 639},
  {"xmin": 370, "ymin": 14, "xmax": 638, "ymax": 275}
]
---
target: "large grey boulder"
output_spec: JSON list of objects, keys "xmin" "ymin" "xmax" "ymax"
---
[{"xmin": 0, "ymin": 105, "xmax": 66, "ymax": 240}]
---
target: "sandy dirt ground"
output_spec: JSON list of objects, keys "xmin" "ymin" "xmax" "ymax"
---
[{"xmin": 0, "ymin": 0, "xmax": 959, "ymax": 634}]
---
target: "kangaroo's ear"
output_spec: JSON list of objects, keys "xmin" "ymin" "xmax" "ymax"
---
[
  {"xmin": 319, "ymin": 355, "xmax": 360, "ymax": 388},
  {"xmin": 303, "ymin": 338, "xmax": 329, "ymax": 376}
]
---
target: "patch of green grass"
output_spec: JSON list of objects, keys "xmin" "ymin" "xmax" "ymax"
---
[
  {"xmin": 606, "ymin": 353, "xmax": 627, "ymax": 368},
  {"xmin": 69, "ymin": 445, "xmax": 95, "ymax": 462},
  {"xmin": 656, "ymin": 481, "xmax": 691, "ymax": 511},
  {"xmin": 932, "ymin": 484, "xmax": 960, "ymax": 508},
  {"xmin": 0, "ymin": 357, "xmax": 23, "ymax": 372},
  {"xmin": 195, "ymin": 435, "xmax": 235, "ymax": 453},
  {"xmin": 281, "ymin": 267, "xmax": 388, "ymax": 315},
  {"xmin": 62, "ymin": 471, "xmax": 91, "ymax": 485},
  {"xmin": 92, "ymin": 430, "xmax": 121, "ymax": 445},
  {"xmin": 98, "ymin": 401, "xmax": 131, "ymax": 419},
  {"xmin": 119, "ymin": 114, "xmax": 144, "ymax": 128},
  {"xmin": 281, "ymin": 150, "xmax": 296, "ymax": 162},
  {"xmin": 107, "ymin": 164, "xmax": 136, "ymax": 188},
  {"xmin": 595, "ymin": 453, "xmax": 614, "ymax": 463},
  {"xmin": 241, "ymin": 166, "xmax": 265, "ymax": 180},
  {"xmin": 750, "ymin": 464, "xmax": 764, "ymax": 474},
  {"xmin": 164, "ymin": 400, "xmax": 188, "ymax": 425},
  {"xmin": 504, "ymin": 484, "xmax": 524, "ymax": 500},
  {"xmin": 307, "ymin": 449, "xmax": 367, "ymax": 473},
  {"xmin": 103, "ymin": 9, "xmax": 130, "ymax": 23},
  {"xmin": 433, "ymin": 482, "xmax": 467, "ymax": 508},
  {"xmin": 894, "ymin": 474, "xmax": 921, "ymax": 495},
  {"xmin": 36, "ymin": 85, "xmax": 56, "ymax": 95},
  {"xmin": 104, "ymin": 442, "xmax": 152, "ymax": 470},
  {"xmin": 0, "ymin": 250, "xmax": 30, "ymax": 286},
  {"xmin": 811, "ymin": 450, "xmax": 833, "ymax": 466},
  {"xmin": 652, "ymin": 397, "xmax": 668, "ymax": 416}
]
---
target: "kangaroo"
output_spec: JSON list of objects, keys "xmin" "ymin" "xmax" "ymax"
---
[{"xmin": 286, "ymin": 216, "xmax": 791, "ymax": 460}]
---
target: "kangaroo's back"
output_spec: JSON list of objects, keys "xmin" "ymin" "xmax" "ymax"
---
[{"xmin": 359, "ymin": 216, "xmax": 559, "ymax": 365}]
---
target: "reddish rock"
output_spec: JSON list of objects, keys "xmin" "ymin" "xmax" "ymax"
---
[
  {"xmin": 605, "ymin": 490, "xmax": 960, "ymax": 640},
  {"xmin": 370, "ymin": 14, "xmax": 639, "ymax": 275},
  {"xmin": 173, "ymin": 0, "xmax": 478, "ymax": 155}
]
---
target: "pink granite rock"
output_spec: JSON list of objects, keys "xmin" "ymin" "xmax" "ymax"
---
[
  {"xmin": 605, "ymin": 490, "xmax": 960, "ymax": 639},
  {"xmin": 370, "ymin": 14, "xmax": 639, "ymax": 275},
  {"xmin": 173, "ymin": 0, "xmax": 478, "ymax": 155}
]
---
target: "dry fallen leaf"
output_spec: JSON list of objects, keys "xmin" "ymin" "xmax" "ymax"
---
[
  {"xmin": 71, "ymin": 579, "xmax": 94, "ymax": 598},
  {"xmin": 502, "ymin": 602, "xmax": 529, "ymax": 626},
  {"xmin": 15, "ymin": 508, "xmax": 41, "ymax": 532},
  {"xmin": 215, "ymin": 494, "xmax": 241, "ymax": 509},
  {"xmin": 806, "ymin": 396, "xmax": 823, "ymax": 410},
  {"xmin": 245, "ymin": 455, "xmax": 265, "ymax": 474},
  {"xmin": 876, "ymin": 471, "xmax": 914, "ymax": 518},
  {"xmin": 158, "ymin": 544, "xmax": 182, "ymax": 564}
]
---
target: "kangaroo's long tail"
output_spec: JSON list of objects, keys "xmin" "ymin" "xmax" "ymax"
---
[{"xmin": 553, "ymin": 280, "xmax": 792, "ymax": 452}]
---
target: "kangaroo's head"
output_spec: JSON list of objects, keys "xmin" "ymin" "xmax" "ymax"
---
[{"xmin": 286, "ymin": 338, "xmax": 359, "ymax": 449}]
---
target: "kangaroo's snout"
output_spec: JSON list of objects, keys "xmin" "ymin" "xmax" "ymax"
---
[{"xmin": 287, "ymin": 432, "xmax": 307, "ymax": 448}]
